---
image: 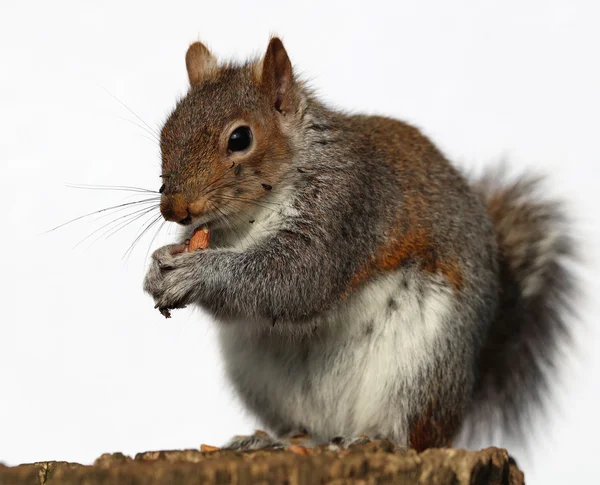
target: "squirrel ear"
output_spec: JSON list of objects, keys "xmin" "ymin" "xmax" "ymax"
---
[
  {"xmin": 185, "ymin": 42, "xmax": 217, "ymax": 85},
  {"xmin": 261, "ymin": 37, "xmax": 294, "ymax": 113}
]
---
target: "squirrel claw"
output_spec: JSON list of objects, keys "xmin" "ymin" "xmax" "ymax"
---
[
  {"xmin": 156, "ymin": 303, "xmax": 187, "ymax": 318},
  {"xmin": 158, "ymin": 306, "xmax": 172, "ymax": 318}
]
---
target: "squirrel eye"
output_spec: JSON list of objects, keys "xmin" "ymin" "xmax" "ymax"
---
[{"xmin": 228, "ymin": 126, "xmax": 252, "ymax": 152}]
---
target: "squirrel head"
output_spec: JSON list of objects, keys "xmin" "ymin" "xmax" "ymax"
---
[{"xmin": 158, "ymin": 37, "xmax": 300, "ymax": 228}]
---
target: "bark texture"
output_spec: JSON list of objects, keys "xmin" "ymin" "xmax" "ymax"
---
[{"xmin": 0, "ymin": 441, "xmax": 524, "ymax": 485}]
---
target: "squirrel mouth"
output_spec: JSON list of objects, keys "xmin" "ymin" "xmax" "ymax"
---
[{"xmin": 178, "ymin": 214, "xmax": 193, "ymax": 225}]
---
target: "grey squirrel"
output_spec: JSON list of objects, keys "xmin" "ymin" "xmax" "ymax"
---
[{"xmin": 143, "ymin": 37, "xmax": 576, "ymax": 451}]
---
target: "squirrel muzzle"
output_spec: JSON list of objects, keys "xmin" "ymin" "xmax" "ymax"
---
[{"xmin": 160, "ymin": 193, "xmax": 191, "ymax": 225}]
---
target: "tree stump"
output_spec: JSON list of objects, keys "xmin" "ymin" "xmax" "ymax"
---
[{"xmin": 0, "ymin": 440, "xmax": 524, "ymax": 485}]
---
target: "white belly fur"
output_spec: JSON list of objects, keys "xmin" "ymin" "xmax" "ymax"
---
[{"xmin": 217, "ymin": 272, "xmax": 455, "ymax": 443}]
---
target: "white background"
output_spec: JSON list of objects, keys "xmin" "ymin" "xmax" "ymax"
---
[{"xmin": 1, "ymin": 1, "xmax": 599, "ymax": 483}]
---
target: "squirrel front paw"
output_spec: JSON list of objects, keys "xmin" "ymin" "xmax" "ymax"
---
[{"xmin": 143, "ymin": 244, "xmax": 200, "ymax": 317}]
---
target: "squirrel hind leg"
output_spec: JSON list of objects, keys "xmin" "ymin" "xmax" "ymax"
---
[
  {"xmin": 222, "ymin": 430, "xmax": 285, "ymax": 451},
  {"xmin": 221, "ymin": 429, "xmax": 316, "ymax": 451},
  {"xmin": 222, "ymin": 430, "xmax": 405, "ymax": 454},
  {"xmin": 328, "ymin": 435, "xmax": 405, "ymax": 453}
]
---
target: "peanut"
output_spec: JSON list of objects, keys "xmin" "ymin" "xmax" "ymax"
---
[{"xmin": 188, "ymin": 226, "xmax": 210, "ymax": 252}]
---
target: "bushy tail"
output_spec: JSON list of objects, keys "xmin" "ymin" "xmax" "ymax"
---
[{"xmin": 462, "ymin": 168, "xmax": 577, "ymax": 445}]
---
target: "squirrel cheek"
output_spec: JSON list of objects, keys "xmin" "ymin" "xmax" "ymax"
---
[{"xmin": 188, "ymin": 198, "xmax": 208, "ymax": 218}]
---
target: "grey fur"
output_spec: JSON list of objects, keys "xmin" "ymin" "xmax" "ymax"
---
[
  {"xmin": 460, "ymin": 169, "xmax": 577, "ymax": 444},
  {"xmin": 144, "ymin": 46, "xmax": 576, "ymax": 450}
]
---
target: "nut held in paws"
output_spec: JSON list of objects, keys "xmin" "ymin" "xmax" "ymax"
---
[{"xmin": 188, "ymin": 226, "xmax": 210, "ymax": 252}]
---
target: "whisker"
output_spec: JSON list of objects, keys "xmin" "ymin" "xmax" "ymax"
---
[
  {"xmin": 138, "ymin": 134, "xmax": 160, "ymax": 146},
  {"xmin": 210, "ymin": 197, "xmax": 283, "ymax": 248},
  {"xmin": 212, "ymin": 194, "xmax": 284, "ymax": 213},
  {"xmin": 208, "ymin": 201, "xmax": 255, "ymax": 247},
  {"xmin": 102, "ymin": 87, "xmax": 162, "ymax": 138},
  {"xmin": 123, "ymin": 213, "xmax": 164, "ymax": 260},
  {"xmin": 46, "ymin": 197, "xmax": 162, "ymax": 233},
  {"xmin": 145, "ymin": 220, "xmax": 167, "ymax": 262},
  {"xmin": 66, "ymin": 183, "xmax": 159, "ymax": 194},
  {"xmin": 201, "ymin": 176, "xmax": 275, "ymax": 199},
  {"xmin": 105, "ymin": 208, "xmax": 160, "ymax": 241},
  {"xmin": 87, "ymin": 198, "xmax": 159, "ymax": 224},
  {"xmin": 82, "ymin": 206, "xmax": 160, "ymax": 251},
  {"xmin": 208, "ymin": 189, "xmax": 286, "ymax": 208},
  {"xmin": 104, "ymin": 213, "xmax": 159, "ymax": 247},
  {"xmin": 73, "ymin": 205, "xmax": 159, "ymax": 249},
  {"xmin": 200, "ymin": 178, "xmax": 247, "ymax": 200},
  {"xmin": 199, "ymin": 171, "xmax": 231, "ymax": 197},
  {"xmin": 115, "ymin": 116, "xmax": 161, "ymax": 144},
  {"xmin": 214, "ymin": 199, "xmax": 278, "ymax": 243},
  {"xmin": 111, "ymin": 209, "xmax": 160, "ymax": 245}
]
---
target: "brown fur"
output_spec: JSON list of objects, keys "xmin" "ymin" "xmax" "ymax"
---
[
  {"xmin": 408, "ymin": 401, "xmax": 460, "ymax": 451},
  {"xmin": 339, "ymin": 116, "xmax": 467, "ymax": 293},
  {"xmin": 158, "ymin": 39, "xmax": 297, "ymax": 225},
  {"xmin": 146, "ymin": 37, "xmax": 575, "ymax": 453},
  {"xmin": 186, "ymin": 42, "xmax": 218, "ymax": 85},
  {"xmin": 348, "ymin": 228, "xmax": 464, "ymax": 292}
]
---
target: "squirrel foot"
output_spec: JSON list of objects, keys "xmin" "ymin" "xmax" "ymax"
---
[
  {"xmin": 222, "ymin": 430, "xmax": 403, "ymax": 453},
  {"xmin": 222, "ymin": 429, "xmax": 316, "ymax": 451},
  {"xmin": 328, "ymin": 434, "xmax": 371, "ymax": 449},
  {"xmin": 328, "ymin": 435, "xmax": 405, "ymax": 453},
  {"xmin": 222, "ymin": 430, "xmax": 286, "ymax": 451}
]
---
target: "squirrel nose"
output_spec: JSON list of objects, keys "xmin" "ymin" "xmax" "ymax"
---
[{"xmin": 160, "ymin": 193, "xmax": 191, "ymax": 224}]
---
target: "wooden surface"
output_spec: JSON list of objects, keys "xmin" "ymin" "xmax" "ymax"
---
[{"xmin": 0, "ymin": 441, "xmax": 524, "ymax": 485}]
